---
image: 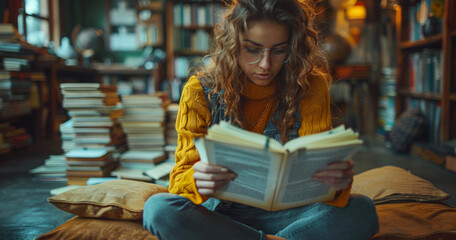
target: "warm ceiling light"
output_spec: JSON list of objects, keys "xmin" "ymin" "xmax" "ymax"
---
[{"xmin": 346, "ymin": 5, "xmax": 366, "ymax": 20}]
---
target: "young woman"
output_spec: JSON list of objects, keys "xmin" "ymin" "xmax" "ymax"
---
[{"xmin": 143, "ymin": 0, "xmax": 379, "ymax": 239}]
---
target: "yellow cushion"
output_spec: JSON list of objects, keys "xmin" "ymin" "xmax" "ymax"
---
[
  {"xmin": 373, "ymin": 202, "xmax": 456, "ymax": 240},
  {"xmin": 47, "ymin": 180, "xmax": 168, "ymax": 220},
  {"xmin": 36, "ymin": 216, "xmax": 158, "ymax": 240},
  {"xmin": 352, "ymin": 165, "xmax": 449, "ymax": 204}
]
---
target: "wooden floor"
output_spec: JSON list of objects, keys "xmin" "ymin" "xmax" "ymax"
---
[{"xmin": 0, "ymin": 136, "xmax": 455, "ymax": 240}]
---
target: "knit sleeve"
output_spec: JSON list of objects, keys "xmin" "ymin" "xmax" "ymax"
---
[
  {"xmin": 168, "ymin": 76, "xmax": 212, "ymax": 204},
  {"xmin": 298, "ymin": 74, "xmax": 332, "ymax": 135},
  {"xmin": 298, "ymin": 74, "xmax": 351, "ymax": 207}
]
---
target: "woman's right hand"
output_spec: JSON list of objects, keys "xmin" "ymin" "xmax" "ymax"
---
[{"xmin": 193, "ymin": 161, "xmax": 237, "ymax": 196}]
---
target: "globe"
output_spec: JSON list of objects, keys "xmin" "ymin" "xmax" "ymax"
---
[
  {"xmin": 321, "ymin": 33, "xmax": 352, "ymax": 64},
  {"xmin": 74, "ymin": 28, "xmax": 104, "ymax": 59}
]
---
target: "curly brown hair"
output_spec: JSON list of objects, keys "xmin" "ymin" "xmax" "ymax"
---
[{"xmin": 196, "ymin": 0, "xmax": 331, "ymax": 143}]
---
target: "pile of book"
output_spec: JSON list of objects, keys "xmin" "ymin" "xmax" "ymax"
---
[
  {"xmin": 165, "ymin": 103, "xmax": 179, "ymax": 145},
  {"xmin": 0, "ymin": 71, "xmax": 33, "ymax": 118},
  {"xmin": 0, "ymin": 122, "xmax": 31, "ymax": 151},
  {"xmin": 111, "ymin": 150, "xmax": 171, "ymax": 183},
  {"xmin": 65, "ymin": 149, "xmax": 117, "ymax": 185},
  {"xmin": 2, "ymin": 57, "xmax": 30, "ymax": 71},
  {"xmin": 112, "ymin": 93, "xmax": 174, "ymax": 183},
  {"xmin": 0, "ymin": 23, "xmax": 15, "ymax": 40},
  {"xmin": 59, "ymin": 83, "xmax": 126, "ymax": 154},
  {"xmin": 0, "ymin": 23, "xmax": 37, "ymax": 56},
  {"xmin": 29, "ymin": 155, "xmax": 67, "ymax": 181},
  {"xmin": 164, "ymin": 103, "xmax": 179, "ymax": 162},
  {"xmin": 118, "ymin": 94, "xmax": 168, "ymax": 151},
  {"xmin": 0, "ymin": 132, "xmax": 10, "ymax": 154}
]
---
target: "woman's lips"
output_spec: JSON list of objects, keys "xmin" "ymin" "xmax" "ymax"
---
[{"xmin": 255, "ymin": 73, "xmax": 271, "ymax": 80}]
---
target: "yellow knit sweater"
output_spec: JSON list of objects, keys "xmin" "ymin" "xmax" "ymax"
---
[{"xmin": 168, "ymin": 75, "xmax": 351, "ymax": 208}]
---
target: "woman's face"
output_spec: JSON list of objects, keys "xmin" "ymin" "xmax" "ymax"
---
[{"xmin": 239, "ymin": 20, "xmax": 290, "ymax": 86}]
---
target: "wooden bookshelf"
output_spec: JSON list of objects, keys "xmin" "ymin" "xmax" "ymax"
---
[
  {"xmin": 165, "ymin": 0, "xmax": 223, "ymax": 80},
  {"xmin": 399, "ymin": 34, "xmax": 442, "ymax": 50},
  {"xmin": 395, "ymin": 0, "xmax": 456, "ymax": 143}
]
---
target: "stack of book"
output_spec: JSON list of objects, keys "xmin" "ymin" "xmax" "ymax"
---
[
  {"xmin": 0, "ymin": 71, "xmax": 33, "ymax": 118},
  {"xmin": 119, "ymin": 94, "xmax": 168, "ymax": 151},
  {"xmin": 0, "ymin": 122, "xmax": 31, "ymax": 150},
  {"xmin": 0, "ymin": 24, "xmax": 37, "ymax": 54},
  {"xmin": 376, "ymin": 67, "xmax": 396, "ymax": 142},
  {"xmin": 164, "ymin": 103, "xmax": 179, "ymax": 162},
  {"xmin": 118, "ymin": 150, "xmax": 166, "ymax": 170},
  {"xmin": 111, "ymin": 150, "xmax": 170, "ymax": 182},
  {"xmin": 0, "ymin": 96, "xmax": 31, "ymax": 118},
  {"xmin": 165, "ymin": 103, "xmax": 179, "ymax": 146},
  {"xmin": 0, "ymin": 132, "xmax": 11, "ymax": 154},
  {"xmin": 0, "ymin": 70, "xmax": 11, "ymax": 100},
  {"xmin": 59, "ymin": 83, "xmax": 126, "ymax": 154},
  {"xmin": 0, "ymin": 24, "xmax": 15, "ymax": 40},
  {"xmin": 2, "ymin": 58, "xmax": 30, "ymax": 71},
  {"xmin": 65, "ymin": 149, "xmax": 117, "ymax": 185},
  {"xmin": 29, "ymin": 155, "xmax": 67, "ymax": 181},
  {"xmin": 112, "ymin": 93, "xmax": 172, "ymax": 182}
]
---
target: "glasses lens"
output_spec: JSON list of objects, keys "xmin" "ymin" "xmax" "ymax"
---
[{"xmin": 243, "ymin": 47, "xmax": 288, "ymax": 64}]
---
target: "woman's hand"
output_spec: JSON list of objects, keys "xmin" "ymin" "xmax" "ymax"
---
[
  {"xmin": 312, "ymin": 159, "xmax": 354, "ymax": 190},
  {"xmin": 193, "ymin": 161, "xmax": 237, "ymax": 196}
]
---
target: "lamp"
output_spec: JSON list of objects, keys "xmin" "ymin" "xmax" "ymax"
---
[{"xmin": 346, "ymin": 4, "xmax": 366, "ymax": 20}]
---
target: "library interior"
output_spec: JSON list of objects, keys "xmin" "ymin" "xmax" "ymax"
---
[{"xmin": 1, "ymin": 0, "xmax": 456, "ymax": 239}]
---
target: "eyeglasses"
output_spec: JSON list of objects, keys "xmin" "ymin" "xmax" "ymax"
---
[{"xmin": 242, "ymin": 47, "xmax": 289, "ymax": 65}]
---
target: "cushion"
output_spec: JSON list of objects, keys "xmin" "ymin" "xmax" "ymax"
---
[
  {"xmin": 351, "ymin": 166, "xmax": 449, "ymax": 204},
  {"xmin": 372, "ymin": 202, "xmax": 456, "ymax": 240},
  {"xmin": 390, "ymin": 108, "xmax": 425, "ymax": 153},
  {"xmin": 36, "ymin": 216, "xmax": 158, "ymax": 240},
  {"xmin": 47, "ymin": 180, "xmax": 168, "ymax": 220}
]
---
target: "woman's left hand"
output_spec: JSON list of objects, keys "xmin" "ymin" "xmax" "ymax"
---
[{"xmin": 312, "ymin": 159, "xmax": 354, "ymax": 190}]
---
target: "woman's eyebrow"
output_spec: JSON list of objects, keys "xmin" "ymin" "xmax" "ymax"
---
[{"xmin": 243, "ymin": 39, "xmax": 289, "ymax": 47}]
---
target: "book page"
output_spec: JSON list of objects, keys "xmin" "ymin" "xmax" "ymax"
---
[
  {"xmin": 284, "ymin": 125, "xmax": 357, "ymax": 152},
  {"xmin": 206, "ymin": 121, "xmax": 285, "ymax": 153},
  {"xmin": 195, "ymin": 138, "xmax": 283, "ymax": 210},
  {"xmin": 273, "ymin": 144, "xmax": 360, "ymax": 211}
]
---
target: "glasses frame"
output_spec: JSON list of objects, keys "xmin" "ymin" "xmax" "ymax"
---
[{"xmin": 244, "ymin": 47, "xmax": 289, "ymax": 65}]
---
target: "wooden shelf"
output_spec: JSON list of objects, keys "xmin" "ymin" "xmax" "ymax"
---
[
  {"xmin": 397, "ymin": 90, "xmax": 456, "ymax": 101},
  {"xmin": 397, "ymin": 89, "xmax": 442, "ymax": 101},
  {"xmin": 37, "ymin": 61, "xmax": 98, "ymax": 75},
  {"xmin": 174, "ymin": 50, "xmax": 209, "ymax": 56},
  {"xmin": 177, "ymin": 25, "xmax": 213, "ymax": 30},
  {"xmin": 93, "ymin": 66, "xmax": 155, "ymax": 75},
  {"xmin": 400, "ymin": 34, "xmax": 443, "ymax": 50},
  {"xmin": 450, "ymin": 94, "xmax": 456, "ymax": 101}
]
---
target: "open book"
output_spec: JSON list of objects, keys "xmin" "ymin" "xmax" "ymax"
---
[{"xmin": 194, "ymin": 122, "xmax": 362, "ymax": 211}]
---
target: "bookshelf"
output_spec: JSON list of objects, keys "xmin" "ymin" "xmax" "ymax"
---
[
  {"xmin": 105, "ymin": 0, "xmax": 165, "ymax": 51},
  {"xmin": 136, "ymin": 0, "xmax": 165, "ymax": 48},
  {"xmin": 165, "ymin": 0, "xmax": 223, "ymax": 80},
  {"xmin": 0, "ymin": 38, "xmax": 44, "ymax": 151},
  {"xmin": 395, "ymin": 0, "xmax": 456, "ymax": 143}
]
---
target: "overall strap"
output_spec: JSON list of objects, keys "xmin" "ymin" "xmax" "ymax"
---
[
  {"xmin": 202, "ymin": 84, "xmax": 229, "ymax": 126},
  {"xmin": 263, "ymin": 107, "xmax": 301, "ymax": 144},
  {"xmin": 201, "ymin": 80, "xmax": 301, "ymax": 143}
]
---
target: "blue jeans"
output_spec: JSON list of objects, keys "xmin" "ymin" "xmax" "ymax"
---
[{"xmin": 143, "ymin": 193, "xmax": 379, "ymax": 240}]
